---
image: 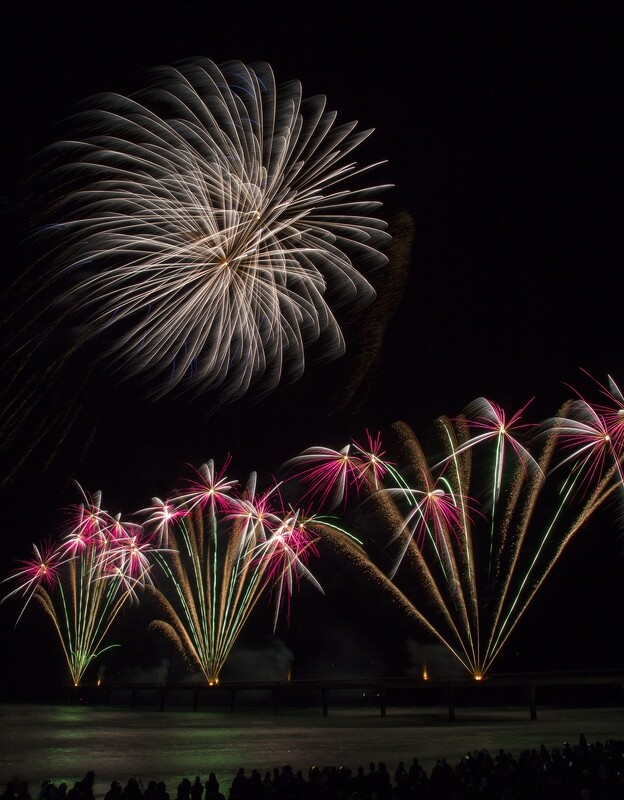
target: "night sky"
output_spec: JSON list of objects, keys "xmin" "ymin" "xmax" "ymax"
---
[{"xmin": 1, "ymin": 3, "xmax": 622, "ymax": 700}]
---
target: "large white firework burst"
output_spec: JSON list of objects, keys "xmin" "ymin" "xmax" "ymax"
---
[{"xmin": 42, "ymin": 58, "xmax": 392, "ymax": 400}]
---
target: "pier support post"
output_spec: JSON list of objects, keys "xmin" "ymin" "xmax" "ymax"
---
[
  {"xmin": 192, "ymin": 688, "xmax": 199, "ymax": 712},
  {"xmin": 379, "ymin": 688, "xmax": 387, "ymax": 718},
  {"xmin": 230, "ymin": 688, "xmax": 237, "ymax": 713},
  {"xmin": 321, "ymin": 687, "xmax": 329, "ymax": 717},
  {"xmin": 446, "ymin": 686, "xmax": 456, "ymax": 721},
  {"xmin": 159, "ymin": 689, "xmax": 166, "ymax": 712},
  {"xmin": 525, "ymin": 682, "xmax": 537, "ymax": 720}
]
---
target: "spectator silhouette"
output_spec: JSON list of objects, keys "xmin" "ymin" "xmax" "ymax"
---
[
  {"xmin": 229, "ymin": 769, "xmax": 248, "ymax": 800},
  {"xmin": 121, "ymin": 780, "xmax": 143, "ymax": 800},
  {"xmin": 177, "ymin": 780, "xmax": 191, "ymax": 800},
  {"xmin": 104, "ymin": 783, "xmax": 122, "ymax": 800}
]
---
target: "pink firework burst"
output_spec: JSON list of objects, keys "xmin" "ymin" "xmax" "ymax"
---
[
  {"xmin": 2, "ymin": 539, "xmax": 69, "ymax": 621},
  {"xmin": 175, "ymin": 458, "xmax": 239, "ymax": 514},
  {"xmin": 254, "ymin": 510, "xmax": 322, "ymax": 626},
  {"xmin": 137, "ymin": 497, "xmax": 187, "ymax": 546},
  {"xmin": 351, "ymin": 430, "xmax": 394, "ymax": 490},
  {"xmin": 387, "ymin": 469, "xmax": 477, "ymax": 578},
  {"xmin": 437, "ymin": 397, "xmax": 543, "ymax": 505},
  {"xmin": 101, "ymin": 521, "xmax": 156, "ymax": 583},
  {"xmin": 226, "ymin": 481, "xmax": 285, "ymax": 546},
  {"xmin": 573, "ymin": 371, "xmax": 624, "ymax": 452},
  {"xmin": 284, "ymin": 444, "xmax": 366, "ymax": 510},
  {"xmin": 549, "ymin": 372, "xmax": 624, "ymax": 495},
  {"xmin": 60, "ymin": 486, "xmax": 109, "ymax": 554}
]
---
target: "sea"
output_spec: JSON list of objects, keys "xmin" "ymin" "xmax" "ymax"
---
[{"xmin": 1, "ymin": 701, "xmax": 623, "ymax": 798}]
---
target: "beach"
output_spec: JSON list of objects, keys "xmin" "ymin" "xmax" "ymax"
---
[{"xmin": 2, "ymin": 703, "xmax": 622, "ymax": 796}]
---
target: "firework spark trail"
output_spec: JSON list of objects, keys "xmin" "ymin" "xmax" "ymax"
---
[
  {"xmin": 35, "ymin": 58, "xmax": 392, "ymax": 400},
  {"xmin": 291, "ymin": 376, "xmax": 623, "ymax": 679},
  {"xmin": 0, "ymin": 321, "xmax": 91, "ymax": 487},
  {"xmin": 4, "ymin": 374, "xmax": 621, "ymax": 683},
  {"xmin": 486, "ymin": 454, "xmax": 623, "ymax": 669},
  {"xmin": 311, "ymin": 520, "xmax": 475, "ymax": 673},
  {"xmin": 287, "ymin": 429, "xmax": 482, "ymax": 673},
  {"xmin": 384, "ymin": 382, "xmax": 624, "ymax": 678},
  {"xmin": 388, "ymin": 419, "xmax": 481, "ymax": 671},
  {"xmin": 0, "ymin": 58, "xmax": 393, "ymax": 485},
  {"xmin": 282, "ymin": 444, "xmax": 363, "ymax": 510},
  {"xmin": 254, "ymin": 510, "xmax": 324, "ymax": 628},
  {"xmin": 281, "ymin": 431, "xmax": 403, "ymax": 511},
  {"xmin": 1, "ymin": 541, "xmax": 70, "ymax": 625},
  {"xmin": 545, "ymin": 374, "xmax": 624, "ymax": 508},
  {"xmin": 432, "ymin": 399, "xmax": 543, "ymax": 585},
  {"xmin": 2, "ymin": 489, "xmax": 160, "ymax": 685},
  {"xmin": 148, "ymin": 462, "xmax": 326, "ymax": 683}
]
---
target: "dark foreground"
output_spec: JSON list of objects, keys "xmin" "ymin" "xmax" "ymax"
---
[
  {"xmin": 1, "ymin": 704, "xmax": 623, "ymax": 800},
  {"xmin": 3, "ymin": 734, "xmax": 624, "ymax": 800}
]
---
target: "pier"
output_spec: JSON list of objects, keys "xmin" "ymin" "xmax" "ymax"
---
[{"xmin": 68, "ymin": 670, "xmax": 624, "ymax": 720}]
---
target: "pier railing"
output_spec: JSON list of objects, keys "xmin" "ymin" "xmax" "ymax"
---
[{"xmin": 68, "ymin": 669, "xmax": 624, "ymax": 720}]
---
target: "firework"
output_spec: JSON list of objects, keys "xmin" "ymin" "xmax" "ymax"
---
[
  {"xmin": 289, "ymin": 377, "xmax": 623, "ymax": 679},
  {"xmin": 384, "ymin": 384, "xmax": 623, "ymax": 677},
  {"xmin": 282, "ymin": 430, "xmax": 405, "ymax": 510},
  {"xmin": 148, "ymin": 462, "xmax": 323, "ymax": 683},
  {"xmin": 546, "ymin": 372, "xmax": 624, "ymax": 503},
  {"xmin": 34, "ymin": 58, "xmax": 391, "ymax": 401},
  {"xmin": 2, "ymin": 487, "xmax": 159, "ymax": 686},
  {"xmin": 5, "ymin": 375, "xmax": 620, "ymax": 684}
]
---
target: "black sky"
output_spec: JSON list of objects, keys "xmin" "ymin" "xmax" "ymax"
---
[{"xmin": 1, "ymin": 3, "xmax": 622, "ymax": 697}]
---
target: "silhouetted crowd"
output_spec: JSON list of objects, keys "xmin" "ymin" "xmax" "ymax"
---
[{"xmin": 2, "ymin": 735, "xmax": 623, "ymax": 800}]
